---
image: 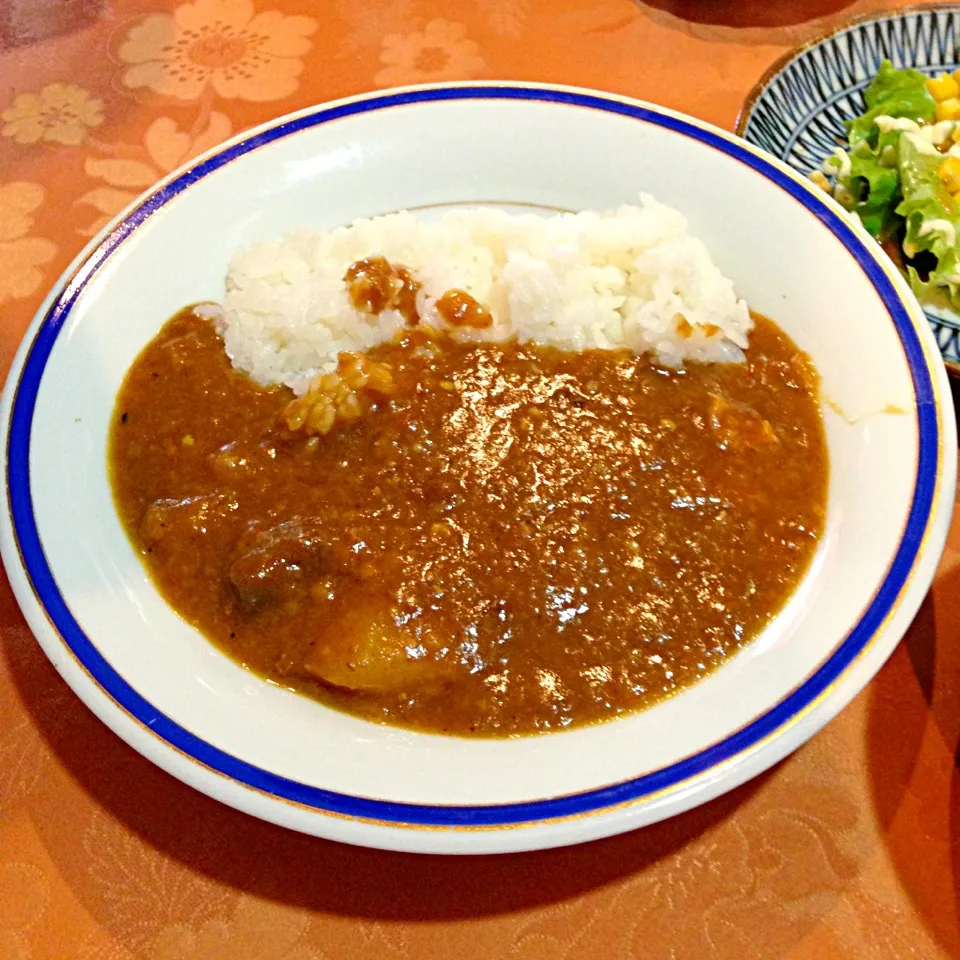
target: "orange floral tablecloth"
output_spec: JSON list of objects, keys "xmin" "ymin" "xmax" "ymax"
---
[{"xmin": 0, "ymin": 0, "xmax": 959, "ymax": 957}]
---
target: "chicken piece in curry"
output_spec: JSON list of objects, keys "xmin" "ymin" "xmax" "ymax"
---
[{"xmin": 110, "ymin": 300, "xmax": 827, "ymax": 736}]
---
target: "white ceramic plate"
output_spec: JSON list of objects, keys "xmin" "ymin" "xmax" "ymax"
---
[{"xmin": 1, "ymin": 84, "xmax": 955, "ymax": 854}]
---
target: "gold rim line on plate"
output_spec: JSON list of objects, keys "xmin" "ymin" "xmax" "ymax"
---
[{"xmin": 2, "ymin": 85, "xmax": 950, "ymax": 832}]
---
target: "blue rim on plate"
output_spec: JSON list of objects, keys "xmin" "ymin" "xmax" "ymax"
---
[
  {"xmin": 6, "ymin": 85, "xmax": 942, "ymax": 829},
  {"xmin": 736, "ymin": 4, "xmax": 960, "ymax": 371}
]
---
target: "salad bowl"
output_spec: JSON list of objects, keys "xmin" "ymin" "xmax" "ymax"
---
[{"xmin": 738, "ymin": 5, "xmax": 960, "ymax": 371}]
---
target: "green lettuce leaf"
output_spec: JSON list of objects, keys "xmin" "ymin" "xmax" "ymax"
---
[
  {"xmin": 827, "ymin": 62, "xmax": 936, "ymax": 238},
  {"xmin": 896, "ymin": 133, "xmax": 960, "ymax": 310},
  {"xmin": 820, "ymin": 61, "xmax": 960, "ymax": 309},
  {"xmin": 846, "ymin": 60, "xmax": 937, "ymax": 149},
  {"xmin": 846, "ymin": 143, "xmax": 901, "ymax": 236}
]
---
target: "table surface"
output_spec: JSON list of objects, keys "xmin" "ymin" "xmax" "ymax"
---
[{"xmin": 0, "ymin": 0, "xmax": 958, "ymax": 957}]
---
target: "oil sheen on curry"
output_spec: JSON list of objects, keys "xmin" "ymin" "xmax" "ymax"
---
[{"xmin": 110, "ymin": 275, "xmax": 827, "ymax": 737}]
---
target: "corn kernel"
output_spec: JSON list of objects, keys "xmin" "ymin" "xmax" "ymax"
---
[
  {"xmin": 809, "ymin": 170, "xmax": 831, "ymax": 192},
  {"xmin": 928, "ymin": 73, "xmax": 960, "ymax": 101},
  {"xmin": 939, "ymin": 155, "xmax": 960, "ymax": 191},
  {"xmin": 833, "ymin": 184, "xmax": 856, "ymax": 209},
  {"xmin": 936, "ymin": 97, "xmax": 960, "ymax": 122}
]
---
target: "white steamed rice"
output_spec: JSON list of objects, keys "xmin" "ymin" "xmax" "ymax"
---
[{"xmin": 211, "ymin": 194, "xmax": 752, "ymax": 394}]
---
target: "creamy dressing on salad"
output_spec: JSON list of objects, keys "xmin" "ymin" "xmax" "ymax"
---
[
  {"xmin": 919, "ymin": 218, "xmax": 957, "ymax": 247},
  {"xmin": 926, "ymin": 120, "xmax": 957, "ymax": 146},
  {"xmin": 874, "ymin": 115, "xmax": 924, "ymax": 134},
  {"xmin": 875, "ymin": 115, "xmax": 957, "ymax": 147},
  {"xmin": 903, "ymin": 131, "xmax": 940, "ymax": 156},
  {"xmin": 821, "ymin": 147, "xmax": 852, "ymax": 179}
]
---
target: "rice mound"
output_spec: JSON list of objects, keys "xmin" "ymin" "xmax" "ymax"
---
[{"xmin": 214, "ymin": 194, "xmax": 753, "ymax": 394}]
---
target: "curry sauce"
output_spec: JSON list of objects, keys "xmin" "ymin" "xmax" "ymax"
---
[{"xmin": 110, "ymin": 309, "xmax": 827, "ymax": 736}]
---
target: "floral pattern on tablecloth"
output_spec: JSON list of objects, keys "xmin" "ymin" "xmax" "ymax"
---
[
  {"xmin": 2, "ymin": 82, "xmax": 103, "ymax": 145},
  {"xmin": 0, "ymin": 181, "xmax": 57, "ymax": 302},
  {"xmin": 0, "ymin": 1, "xmax": 957, "ymax": 958},
  {"xmin": 117, "ymin": 0, "xmax": 317, "ymax": 102}
]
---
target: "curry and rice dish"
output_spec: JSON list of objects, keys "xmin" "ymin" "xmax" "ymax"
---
[{"xmin": 109, "ymin": 198, "xmax": 828, "ymax": 736}]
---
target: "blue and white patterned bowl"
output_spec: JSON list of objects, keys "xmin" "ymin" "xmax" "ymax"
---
[{"xmin": 737, "ymin": 4, "xmax": 960, "ymax": 372}]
